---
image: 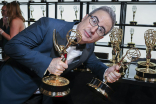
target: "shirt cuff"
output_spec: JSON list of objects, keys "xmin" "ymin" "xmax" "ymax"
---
[{"xmin": 44, "ymin": 69, "xmax": 48, "ymax": 75}]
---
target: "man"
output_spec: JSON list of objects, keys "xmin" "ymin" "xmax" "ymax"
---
[
  {"xmin": 0, "ymin": 4, "xmax": 9, "ymax": 59},
  {"xmin": 0, "ymin": 6, "xmax": 121, "ymax": 104},
  {"xmin": 0, "ymin": 4, "xmax": 8, "ymax": 32}
]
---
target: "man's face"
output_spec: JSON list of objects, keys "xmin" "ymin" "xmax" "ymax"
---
[
  {"xmin": 77, "ymin": 10, "xmax": 112, "ymax": 44},
  {"xmin": 1, "ymin": 5, "xmax": 7, "ymax": 17}
]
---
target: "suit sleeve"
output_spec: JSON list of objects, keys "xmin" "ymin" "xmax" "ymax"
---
[
  {"xmin": 84, "ymin": 46, "xmax": 109, "ymax": 80},
  {"xmin": 4, "ymin": 17, "xmax": 52, "ymax": 78}
]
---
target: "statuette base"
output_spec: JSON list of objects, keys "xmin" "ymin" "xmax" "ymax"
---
[
  {"xmin": 73, "ymin": 20, "xmax": 80, "ymax": 22},
  {"xmin": 153, "ymin": 22, "xmax": 156, "ymax": 26},
  {"xmin": 29, "ymin": 18, "xmax": 35, "ymax": 21},
  {"xmin": 135, "ymin": 68, "xmax": 156, "ymax": 82},
  {"xmin": 130, "ymin": 21, "xmax": 137, "ymax": 25},
  {"xmin": 40, "ymin": 75, "xmax": 70, "ymax": 97},
  {"xmin": 127, "ymin": 42, "xmax": 135, "ymax": 48},
  {"xmin": 111, "ymin": 0, "xmax": 118, "ymax": 1},
  {"xmin": 87, "ymin": 77, "xmax": 113, "ymax": 101},
  {"xmin": 137, "ymin": 61, "xmax": 156, "ymax": 70}
]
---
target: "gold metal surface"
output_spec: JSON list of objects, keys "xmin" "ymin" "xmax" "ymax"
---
[
  {"xmin": 135, "ymin": 29, "xmax": 156, "ymax": 81},
  {"xmin": 42, "ymin": 75, "xmax": 69, "ymax": 86},
  {"xmin": 40, "ymin": 87, "xmax": 70, "ymax": 97},
  {"xmin": 109, "ymin": 27, "xmax": 123, "ymax": 64},
  {"xmin": 134, "ymin": 75, "xmax": 156, "ymax": 82},
  {"xmin": 136, "ymin": 68, "xmax": 156, "ymax": 74},
  {"xmin": 137, "ymin": 61, "xmax": 156, "ymax": 68},
  {"xmin": 41, "ymin": 29, "xmax": 82, "ymax": 97}
]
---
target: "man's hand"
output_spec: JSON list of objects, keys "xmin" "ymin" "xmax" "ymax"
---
[
  {"xmin": 104, "ymin": 65, "xmax": 121, "ymax": 83},
  {"xmin": 47, "ymin": 57, "xmax": 68, "ymax": 75}
]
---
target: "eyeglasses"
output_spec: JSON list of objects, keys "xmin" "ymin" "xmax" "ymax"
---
[{"xmin": 89, "ymin": 15, "xmax": 106, "ymax": 36}]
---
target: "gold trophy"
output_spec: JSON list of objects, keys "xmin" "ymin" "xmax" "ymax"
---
[
  {"xmin": 130, "ymin": 6, "xmax": 137, "ymax": 25},
  {"xmin": 73, "ymin": 6, "xmax": 79, "ymax": 22},
  {"xmin": 87, "ymin": 48, "xmax": 141, "ymax": 100},
  {"xmin": 111, "ymin": 6, "xmax": 117, "ymax": 24},
  {"xmin": 41, "ymin": 5, "xmax": 46, "ymax": 17},
  {"xmin": 59, "ymin": 6, "xmax": 64, "ymax": 20},
  {"xmin": 106, "ymin": 27, "xmax": 127, "ymax": 76},
  {"xmin": 29, "ymin": 6, "xmax": 35, "ymax": 21},
  {"xmin": 135, "ymin": 29, "xmax": 156, "ymax": 82},
  {"xmin": 127, "ymin": 28, "xmax": 135, "ymax": 47},
  {"xmin": 40, "ymin": 29, "xmax": 82, "ymax": 97}
]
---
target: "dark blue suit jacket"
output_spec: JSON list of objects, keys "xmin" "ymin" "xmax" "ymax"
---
[{"xmin": 0, "ymin": 17, "xmax": 108, "ymax": 104}]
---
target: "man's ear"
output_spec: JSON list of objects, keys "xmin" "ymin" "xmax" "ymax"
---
[{"xmin": 81, "ymin": 14, "xmax": 88, "ymax": 22}]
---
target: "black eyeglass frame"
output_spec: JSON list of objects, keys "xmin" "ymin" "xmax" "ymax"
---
[{"xmin": 88, "ymin": 14, "xmax": 106, "ymax": 36}]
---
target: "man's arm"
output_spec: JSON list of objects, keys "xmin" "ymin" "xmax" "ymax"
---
[{"xmin": 4, "ymin": 17, "xmax": 52, "ymax": 77}]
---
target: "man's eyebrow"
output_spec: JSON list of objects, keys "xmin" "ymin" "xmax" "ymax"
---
[{"xmin": 94, "ymin": 16, "xmax": 106, "ymax": 32}]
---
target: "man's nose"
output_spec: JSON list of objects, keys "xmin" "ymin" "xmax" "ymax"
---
[{"xmin": 91, "ymin": 26, "xmax": 98, "ymax": 33}]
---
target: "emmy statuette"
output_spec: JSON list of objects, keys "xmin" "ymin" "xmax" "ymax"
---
[
  {"xmin": 41, "ymin": 0, "xmax": 46, "ymax": 2},
  {"xmin": 29, "ymin": 6, "xmax": 35, "ymax": 21},
  {"xmin": 127, "ymin": 28, "xmax": 135, "ymax": 47},
  {"xmin": 107, "ymin": 27, "xmax": 128, "ymax": 76},
  {"xmin": 41, "ymin": 5, "xmax": 46, "ymax": 17},
  {"xmin": 73, "ymin": 6, "xmax": 79, "ymax": 22},
  {"xmin": 58, "ymin": 0, "xmax": 64, "ymax": 2},
  {"xmin": 59, "ymin": 6, "xmax": 64, "ymax": 20},
  {"xmin": 135, "ymin": 29, "xmax": 156, "ymax": 82},
  {"xmin": 92, "ymin": 6, "xmax": 96, "ymax": 11},
  {"xmin": 131, "ymin": 0, "xmax": 139, "ymax": 1},
  {"xmin": 92, "ymin": 0, "xmax": 98, "ymax": 2},
  {"xmin": 2, "ymin": 0, "xmax": 7, "ymax": 3},
  {"xmin": 29, "ymin": 0, "xmax": 35, "ymax": 2},
  {"xmin": 40, "ymin": 29, "xmax": 82, "ymax": 97},
  {"xmin": 74, "ymin": 0, "xmax": 80, "ymax": 2},
  {"xmin": 130, "ymin": 6, "xmax": 137, "ymax": 25},
  {"xmin": 111, "ymin": 0, "xmax": 118, "ymax": 2},
  {"xmin": 87, "ymin": 48, "xmax": 141, "ymax": 100},
  {"xmin": 153, "ymin": 22, "xmax": 156, "ymax": 26}
]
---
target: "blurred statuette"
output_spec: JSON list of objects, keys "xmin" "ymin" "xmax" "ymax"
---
[
  {"xmin": 111, "ymin": 0, "xmax": 118, "ymax": 2},
  {"xmin": 127, "ymin": 28, "xmax": 135, "ymax": 47},
  {"xmin": 59, "ymin": 6, "xmax": 64, "ymax": 20},
  {"xmin": 92, "ymin": 0, "xmax": 98, "ymax": 2},
  {"xmin": 74, "ymin": 0, "xmax": 80, "ymax": 2},
  {"xmin": 131, "ymin": 0, "xmax": 139, "ymax": 1},
  {"xmin": 41, "ymin": 6, "xmax": 46, "ymax": 17},
  {"xmin": 29, "ymin": 6, "xmax": 35, "ymax": 21},
  {"xmin": 130, "ymin": 6, "xmax": 137, "ymax": 25},
  {"xmin": 92, "ymin": 6, "xmax": 96, "ymax": 11},
  {"xmin": 73, "ymin": 6, "xmax": 79, "ymax": 22},
  {"xmin": 41, "ymin": 0, "xmax": 46, "ymax": 2},
  {"xmin": 29, "ymin": 0, "xmax": 35, "ymax": 3},
  {"xmin": 58, "ymin": 0, "xmax": 64, "ymax": 2},
  {"xmin": 2, "ymin": 0, "xmax": 7, "ymax": 3}
]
